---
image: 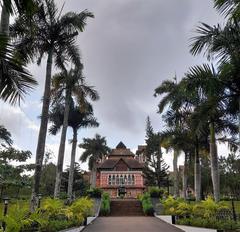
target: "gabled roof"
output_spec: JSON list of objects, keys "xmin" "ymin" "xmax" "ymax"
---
[
  {"xmin": 98, "ymin": 158, "xmax": 143, "ymax": 170},
  {"xmin": 116, "ymin": 141, "xmax": 126, "ymax": 149}
]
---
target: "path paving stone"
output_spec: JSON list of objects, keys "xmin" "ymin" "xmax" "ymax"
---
[{"xmin": 84, "ymin": 217, "xmax": 184, "ymax": 232}]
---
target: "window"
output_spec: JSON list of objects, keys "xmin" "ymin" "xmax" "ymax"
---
[
  {"xmin": 128, "ymin": 174, "xmax": 131, "ymax": 185},
  {"xmin": 116, "ymin": 175, "xmax": 119, "ymax": 185},
  {"xmin": 112, "ymin": 175, "xmax": 116, "ymax": 185},
  {"xmin": 108, "ymin": 175, "xmax": 112, "ymax": 185},
  {"xmin": 124, "ymin": 175, "xmax": 127, "ymax": 185},
  {"xmin": 132, "ymin": 174, "xmax": 135, "ymax": 185},
  {"xmin": 120, "ymin": 175, "xmax": 124, "ymax": 185}
]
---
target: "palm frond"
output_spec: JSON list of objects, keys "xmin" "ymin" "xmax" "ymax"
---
[{"xmin": 0, "ymin": 34, "xmax": 37, "ymax": 104}]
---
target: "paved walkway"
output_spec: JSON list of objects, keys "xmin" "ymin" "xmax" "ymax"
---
[{"xmin": 83, "ymin": 217, "xmax": 184, "ymax": 232}]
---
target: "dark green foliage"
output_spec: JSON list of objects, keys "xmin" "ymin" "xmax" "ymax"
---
[
  {"xmin": 61, "ymin": 163, "xmax": 90, "ymax": 196},
  {"xmin": 79, "ymin": 134, "xmax": 111, "ymax": 170},
  {"xmin": 140, "ymin": 193, "xmax": 154, "ymax": 216},
  {"xmin": 0, "ymin": 197, "xmax": 94, "ymax": 232},
  {"xmin": 0, "ymin": 34, "xmax": 37, "ymax": 104},
  {"xmin": 148, "ymin": 187, "xmax": 164, "ymax": 198},
  {"xmin": 100, "ymin": 192, "xmax": 110, "ymax": 216},
  {"xmin": 87, "ymin": 188, "xmax": 103, "ymax": 198},
  {"xmin": 220, "ymin": 153, "xmax": 240, "ymax": 197},
  {"xmin": 144, "ymin": 117, "xmax": 169, "ymax": 188}
]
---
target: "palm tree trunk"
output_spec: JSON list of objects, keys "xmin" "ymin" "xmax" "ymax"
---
[
  {"xmin": 91, "ymin": 163, "xmax": 97, "ymax": 188},
  {"xmin": 0, "ymin": 4, "xmax": 9, "ymax": 35},
  {"xmin": 30, "ymin": 48, "xmax": 53, "ymax": 212},
  {"xmin": 67, "ymin": 127, "xmax": 78, "ymax": 200},
  {"xmin": 238, "ymin": 96, "xmax": 240, "ymax": 154},
  {"xmin": 173, "ymin": 149, "xmax": 179, "ymax": 197},
  {"xmin": 54, "ymin": 90, "xmax": 71, "ymax": 198},
  {"xmin": 209, "ymin": 122, "xmax": 220, "ymax": 202},
  {"xmin": 182, "ymin": 152, "xmax": 188, "ymax": 200},
  {"xmin": 194, "ymin": 137, "xmax": 201, "ymax": 201}
]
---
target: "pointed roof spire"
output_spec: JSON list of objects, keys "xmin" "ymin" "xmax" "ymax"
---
[{"xmin": 116, "ymin": 141, "xmax": 126, "ymax": 149}]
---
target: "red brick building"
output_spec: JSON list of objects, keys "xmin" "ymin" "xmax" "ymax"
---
[{"xmin": 96, "ymin": 142, "xmax": 145, "ymax": 198}]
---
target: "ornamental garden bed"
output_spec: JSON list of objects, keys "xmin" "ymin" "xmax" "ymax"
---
[{"xmin": 161, "ymin": 196, "xmax": 240, "ymax": 232}]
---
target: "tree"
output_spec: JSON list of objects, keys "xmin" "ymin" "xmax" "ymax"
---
[
  {"xmin": 219, "ymin": 153, "xmax": 240, "ymax": 197},
  {"xmin": 49, "ymin": 100, "xmax": 99, "ymax": 199},
  {"xmin": 0, "ymin": 147, "xmax": 32, "ymax": 198},
  {"xmin": 0, "ymin": 0, "xmax": 37, "ymax": 105},
  {"xmin": 10, "ymin": 0, "xmax": 94, "ymax": 210},
  {"xmin": 79, "ymin": 134, "xmax": 111, "ymax": 187},
  {"xmin": 182, "ymin": 64, "xmax": 238, "ymax": 201},
  {"xmin": 190, "ymin": 16, "xmax": 240, "ymax": 153},
  {"xmin": 50, "ymin": 67, "xmax": 99, "ymax": 198},
  {"xmin": 144, "ymin": 116, "xmax": 169, "ymax": 188},
  {"xmin": 62, "ymin": 163, "xmax": 89, "ymax": 197},
  {"xmin": 154, "ymin": 78, "xmax": 185, "ymax": 197},
  {"xmin": 0, "ymin": 125, "xmax": 13, "ymax": 147}
]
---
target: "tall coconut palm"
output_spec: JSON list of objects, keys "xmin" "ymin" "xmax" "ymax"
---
[
  {"xmin": 10, "ymin": 0, "xmax": 94, "ymax": 210},
  {"xmin": 190, "ymin": 18, "xmax": 240, "ymax": 153},
  {"xmin": 154, "ymin": 78, "xmax": 187, "ymax": 197},
  {"xmin": 49, "ymin": 100, "xmax": 99, "ymax": 200},
  {"xmin": 79, "ymin": 134, "xmax": 111, "ymax": 188},
  {"xmin": 51, "ymin": 67, "xmax": 99, "ymax": 198},
  {"xmin": 182, "ymin": 64, "xmax": 238, "ymax": 201}
]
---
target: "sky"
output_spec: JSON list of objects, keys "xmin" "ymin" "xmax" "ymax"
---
[{"xmin": 0, "ymin": 0, "xmax": 229, "ymax": 170}]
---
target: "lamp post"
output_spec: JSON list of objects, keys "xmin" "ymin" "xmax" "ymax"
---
[
  {"xmin": 38, "ymin": 194, "xmax": 42, "ymax": 208},
  {"xmin": 186, "ymin": 186, "xmax": 191, "ymax": 204},
  {"xmin": 231, "ymin": 194, "xmax": 237, "ymax": 222},
  {"xmin": 2, "ymin": 197, "xmax": 10, "ymax": 232}
]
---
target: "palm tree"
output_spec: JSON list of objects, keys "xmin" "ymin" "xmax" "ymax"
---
[
  {"xmin": 213, "ymin": 0, "xmax": 240, "ymax": 19},
  {"xmin": 154, "ymin": 77, "xmax": 208, "ymax": 201},
  {"xmin": 0, "ymin": 125, "xmax": 13, "ymax": 147},
  {"xmin": 0, "ymin": 0, "xmax": 37, "ymax": 104},
  {"xmin": 49, "ymin": 100, "xmax": 99, "ymax": 200},
  {"xmin": 10, "ymin": 0, "xmax": 94, "ymax": 210},
  {"xmin": 182, "ymin": 64, "xmax": 238, "ymax": 201},
  {"xmin": 1, "ymin": 0, "xmax": 36, "ymax": 35},
  {"xmin": 154, "ymin": 78, "xmax": 186, "ymax": 197},
  {"xmin": 190, "ymin": 17, "xmax": 240, "ymax": 153},
  {"xmin": 50, "ymin": 67, "xmax": 99, "ymax": 198},
  {"xmin": 79, "ymin": 134, "xmax": 111, "ymax": 188}
]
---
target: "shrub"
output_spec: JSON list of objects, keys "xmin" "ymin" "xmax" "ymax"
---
[
  {"xmin": 0, "ymin": 197, "xmax": 94, "ymax": 232},
  {"xmin": 148, "ymin": 187, "xmax": 164, "ymax": 198},
  {"xmin": 140, "ymin": 193, "xmax": 154, "ymax": 216},
  {"xmin": 87, "ymin": 188, "xmax": 103, "ymax": 198},
  {"xmin": 161, "ymin": 196, "xmax": 184, "ymax": 215},
  {"xmin": 70, "ymin": 197, "xmax": 93, "ymax": 219},
  {"xmin": 175, "ymin": 202, "xmax": 192, "ymax": 217},
  {"xmin": 100, "ymin": 192, "xmax": 110, "ymax": 216}
]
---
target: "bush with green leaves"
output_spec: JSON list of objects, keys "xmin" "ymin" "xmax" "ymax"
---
[
  {"xmin": 100, "ymin": 192, "xmax": 110, "ymax": 216},
  {"xmin": 87, "ymin": 188, "xmax": 103, "ymax": 198},
  {"xmin": 161, "ymin": 196, "xmax": 239, "ymax": 230},
  {"xmin": 148, "ymin": 187, "xmax": 164, "ymax": 198},
  {"xmin": 161, "ymin": 196, "xmax": 184, "ymax": 215},
  {"xmin": 140, "ymin": 193, "xmax": 154, "ymax": 216},
  {"xmin": 0, "ymin": 197, "xmax": 94, "ymax": 232}
]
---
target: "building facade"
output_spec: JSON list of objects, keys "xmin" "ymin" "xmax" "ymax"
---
[{"xmin": 96, "ymin": 142, "xmax": 145, "ymax": 198}]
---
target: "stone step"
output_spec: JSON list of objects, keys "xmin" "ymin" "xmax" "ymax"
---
[{"xmin": 109, "ymin": 200, "xmax": 144, "ymax": 216}]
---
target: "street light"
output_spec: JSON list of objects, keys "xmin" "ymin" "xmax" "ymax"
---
[
  {"xmin": 2, "ymin": 196, "xmax": 10, "ymax": 232},
  {"xmin": 230, "ymin": 194, "xmax": 237, "ymax": 222}
]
